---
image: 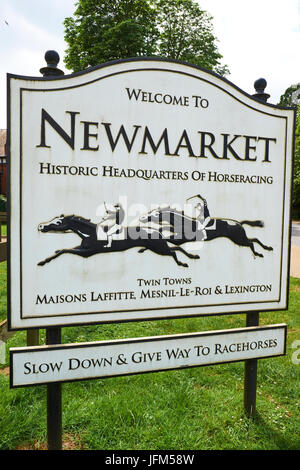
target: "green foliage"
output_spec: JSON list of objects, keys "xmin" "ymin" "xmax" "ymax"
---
[
  {"xmin": 279, "ymin": 83, "xmax": 300, "ymax": 107},
  {"xmin": 293, "ymin": 106, "xmax": 300, "ymax": 211},
  {"xmin": 0, "ymin": 195, "xmax": 6, "ymax": 212},
  {"xmin": 279, "ymin": 83, "xmax": 300, "ymax": 213},
  {"xmin": 64, "ymin": 0, "xmax": 158, "ymax": 71},
  {"xmin": 63, "ymin": 0, "xmax": 229, "ymax": 75},
  {"xmin": 155, "ymin": 0, "xmax": 228, "ymax": 73},
  {"xmin": 101, "ymin": 20, "xmax": 155, "ymax": 60},
  {"xmin": 0, "ymin": 262, "xmax": 6, "ymax": 322}
]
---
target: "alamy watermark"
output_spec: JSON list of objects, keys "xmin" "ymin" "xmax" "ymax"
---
[
  {"xmin": 0, "ymin": 340, "xmax": 5, "ymax": 364},
  {"xmin": 95, "ymin": 195, "xmax": 210, "ymax": 249},
  {"xmin": 291, "ymin": 340, "xmax": 300, "ymax": 365}
]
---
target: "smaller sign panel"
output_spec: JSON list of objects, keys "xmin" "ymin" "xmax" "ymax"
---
[{"xmin": 10, "ymin": 324, "xmax": 286, "ymax": 388}]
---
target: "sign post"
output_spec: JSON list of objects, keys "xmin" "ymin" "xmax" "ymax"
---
[
  {"xmin": 244, "ymin": 311, "xmax": 259, "ymax": 417},
  {"xmin": 46, "ymin": 327, "xmax": 62, "ymax": 450},
  {"xmin": 243, "ymin": 79, "xmax": 273, "ymax": 418},
  {"xmin": 41, "ymin": 51, "xmax": 64, "ymax": 450}
]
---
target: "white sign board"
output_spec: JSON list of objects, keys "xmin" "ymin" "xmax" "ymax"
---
[
  {"xmin": 8, "ymin": 59, "xmax": 295, "ymax": 329},
  {"xmin": 10, "ymin": 324, "xmax": 286, "ymax": 387}
]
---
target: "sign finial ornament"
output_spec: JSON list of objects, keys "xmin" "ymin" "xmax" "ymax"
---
[
  {"xmin": 40, "ymin": 50, "xmax": 64, "ymax": 78},
  {"xmin": 253, "ymin": 78, "xmax": 270, "ymax": 102}
]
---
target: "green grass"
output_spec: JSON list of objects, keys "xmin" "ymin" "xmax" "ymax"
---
[
  {"xmin": 0, "ymin": 223, "xmax": 6, "ymax": 238},
  {"xmin": 0, "ymin": 261, "xmax": 7, "ymax": 322},
  {"xmin": 0, "ymin": 262, "xmax": 300, "ymax": 450}
]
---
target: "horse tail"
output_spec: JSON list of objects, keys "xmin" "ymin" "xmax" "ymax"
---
[{"xmin": 240, "ymin": 220, "xmax": 264, "ymax": 228}]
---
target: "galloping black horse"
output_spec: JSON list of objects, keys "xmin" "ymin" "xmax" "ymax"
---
[
  {"xmin": 139, "ymin": 207, "xmax": 273, "ymax": 258},
  {"xmin": 37, "ymin": 214, "xmax": 200, "ymax": 267}
]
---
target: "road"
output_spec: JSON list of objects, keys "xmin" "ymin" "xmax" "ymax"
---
[
  {"xmin": 291, "ymin": 221, "xmax": 300, "ymax": 278},
  {"xmin": 292, "ymin": 221, "xmax": 300, "ymax": 247}
]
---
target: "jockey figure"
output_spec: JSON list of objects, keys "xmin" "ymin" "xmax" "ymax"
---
[
  {"xmin": 97, "ymin": 203, "xmax": 125, "ymax": 247},
  {"xmin": 187, "ymin": 194, "xmax": 214, "ymax": 240}
]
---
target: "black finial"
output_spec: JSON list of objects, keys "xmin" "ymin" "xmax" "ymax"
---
[
  {"xmin": 252, "ymin": 78, "xmax": 270, "ymax": 102},
  {"xmin": 40, "ymin": 50, "xmax": 64, "ymax": 78}
]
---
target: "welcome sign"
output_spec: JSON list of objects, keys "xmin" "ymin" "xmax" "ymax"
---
[{"xmin": 8, "ymin": 59, "xmax": 295, "ymax": 329}]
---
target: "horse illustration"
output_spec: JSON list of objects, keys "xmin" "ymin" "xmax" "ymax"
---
[
  {"xmin": 37, "ymin": 214, "xmax": 200, "ymax": 267},
  {"xmin": 139, "ymin": 206, "xmax": 273, "ymax": 258}
]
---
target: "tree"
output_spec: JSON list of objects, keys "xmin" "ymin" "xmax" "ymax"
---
[
  {"xmin": 154, "ymin": 0, "xmax": 228, "ymax": 74},
  {"xmin": 278, "ymin": 83, "xmax": 300, "ymax": 107},
  {"xmin": 278, "ymin": 84, "xmax": 300, "ymax": 214},
  {"xmin": 63, "ymin": 0, "xmax": 229, "ymax": 75},
  {"xmin": 64, "ymin": 0, "xmax": 158, "ymax": 71}
]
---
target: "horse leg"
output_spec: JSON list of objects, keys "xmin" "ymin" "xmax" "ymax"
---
[
  {"xmin": 38, "ymin": 249, "xmax": 68, "ymax": 265},
  {"xmin": 38, "ymin": 246, "xmax": 91, "ymax": 266},
  {"xmin": 169, "ymin": 250, "xmax": 189, "ymax": 267},
  {"xmin": 221, "ymin": 224, "xmax": 269, "ymax": 258},
  {"xmin": 249, "ymin": 238, "xmax": 273, "ymax": 251},
  {"xmin": 170, "ymin": 245, "xmax": 200, "ymax": 260},
  {"xmin": 145, "ymin": 241, "xmax": 189, "ymax": 267},
  {"xmin": 232, "ymin": 235, "xmax": 265, "ymax": 258},
  {"xmin": 247, "ymin": 242, "xmax": 264, "ymax": 258},
  {"xmin": 139, "ymin": 245, "xmax": 196, "ymax": 265},
  {"xmin": 235, "ymin": 234, "xmax": 272, "ymax": 258}
]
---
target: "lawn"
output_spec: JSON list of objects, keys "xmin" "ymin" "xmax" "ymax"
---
[{"xmin": 0, "ymin": 259, "xmax": 299, "ymax": 450}]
